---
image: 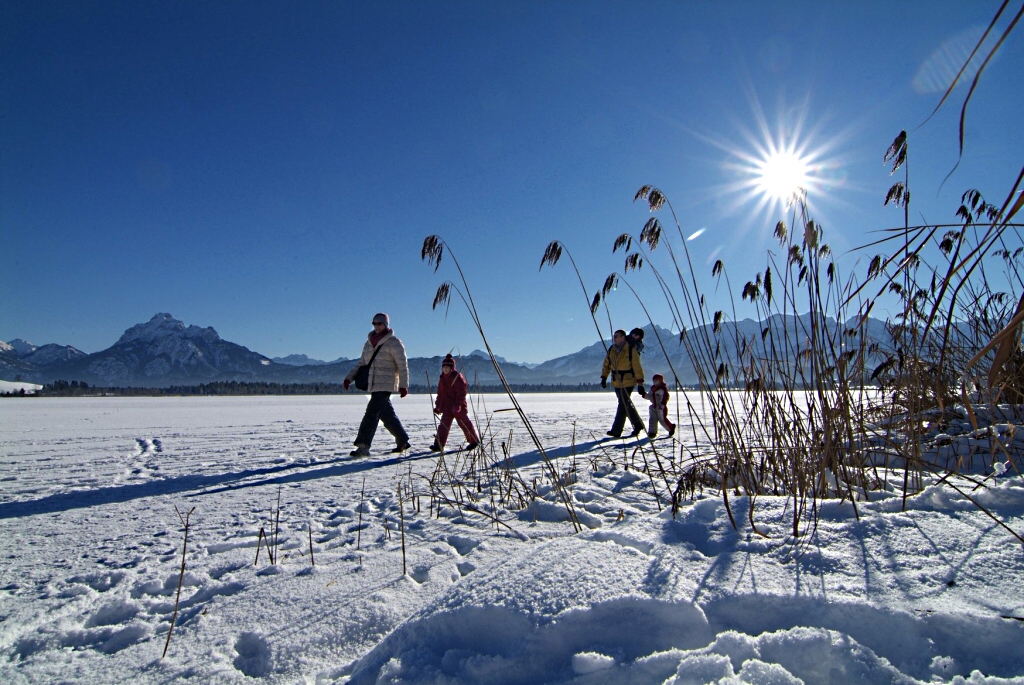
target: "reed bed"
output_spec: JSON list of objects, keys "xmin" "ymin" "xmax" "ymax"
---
[{"xmin": 590, "ymin": 171, "xmax": 1024, "ymax": 543}]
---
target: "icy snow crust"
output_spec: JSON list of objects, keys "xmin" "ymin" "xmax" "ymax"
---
[{"xmin": 1, "ymin": 395, "xmax": 1022, "ymax": 684}]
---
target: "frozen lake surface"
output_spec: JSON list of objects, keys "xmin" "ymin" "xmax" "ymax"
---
[{"xmin": 1, "ymin": 394, "xmax": 1022, "ymax": 684}]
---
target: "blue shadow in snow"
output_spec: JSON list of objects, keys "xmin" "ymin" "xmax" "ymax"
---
[
  {"xmin": 0, "ymin": 452, "xmax": 436, "ymax": 520},
  {"xmin": 500, "ymin": 438, "xmax": 608, "ymax": 469}
]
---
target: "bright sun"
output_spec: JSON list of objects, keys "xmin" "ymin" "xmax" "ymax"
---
[
  {"xmin": 695, "ymin": 94, "xmax": 848, "ymax": 254},
  {"xmin": 755, "ymin": 150, "xmax": 811, "ymax": 204}
]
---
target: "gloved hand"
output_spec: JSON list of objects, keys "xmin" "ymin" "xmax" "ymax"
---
[
  {"xmin": 637, "ymin": 384, "xmax": 647, "ymax": 399},
  {"xmin": 343, "ymin": 379, "xmax": 351, "ymax": 390},
  {"xmin": 399, "ymin": 388, "xmax": 408, "ymax": 398},
  {"xmin": 433, "ymin": 405, "xmax": 441, "ymax": 414},
  {"xmin": 600, "ymin": 377, "xmax": 607, "ymax": 388}
]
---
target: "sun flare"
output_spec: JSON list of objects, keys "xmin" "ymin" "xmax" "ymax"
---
[
  {"xmin": 680, "ymin": 91, "xmax": 849, "ymax": 260},
  {"xmin": 714, "ymin": 104, "xmax": 846, "ymax": 226},
  {"xmin": 755, "ymin": 150, "xmax": 811, "ymax": 204}
]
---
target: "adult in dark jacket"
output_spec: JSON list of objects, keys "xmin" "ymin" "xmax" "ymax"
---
[
  {"xmin": 600, "ymin": 329, "xmax": 646, "ymax": 438},
  {"xmin": 343, "ymin": 312, "xmax": 411, "ymax": 456},
  {"xmin": 430, "ymin": 354, "xmax": 479, "ymax": 452}
]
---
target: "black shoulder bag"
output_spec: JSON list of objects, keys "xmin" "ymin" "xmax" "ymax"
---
[{"xmin": 354, "ymin": 343, "xmax": 384, "ymax": 391}]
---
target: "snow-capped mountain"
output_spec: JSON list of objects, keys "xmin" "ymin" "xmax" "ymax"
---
[
  {"xmin": 34, "ymin": 313, "xmax": 283, "ymax": 387},
  {"xmin": 273, "ymin": 354, "xmax": 329, "ymax": 367},
  {"xmin": 0, "ymin": 338, "xmax": 86, "ymax": 382},
  {"xmin": 6, "ymin": 338, "xmax": 38, "ymax": 356},
  {"xmin": 23, "ymin": 344, "xmax": 87, "ymax": 367},
  {"xmin": 2, "ymin": 313, "xmax": 892, "ymax": 389}
]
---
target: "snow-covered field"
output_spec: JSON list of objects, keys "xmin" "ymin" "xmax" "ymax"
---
[{"xmin": 1, "ymin": 394, "xmax": 1022, "ymax": 684}]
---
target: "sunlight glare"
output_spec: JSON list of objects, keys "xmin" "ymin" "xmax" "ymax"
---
[
  {"xmin": 689, "ymin": 91, "xmax": 850, "ymax": 253},
  {"xmin": 756, "ymin": 150, "xmax": 810, "ymax": 204}
]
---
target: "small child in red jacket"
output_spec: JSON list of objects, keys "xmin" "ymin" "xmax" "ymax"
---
[
  {"xmin": 430, "ymin": 354, "xmax": 480, "ymax": 452},
  {"xmin": 647, "ymin": 373, "xmax": 675, "ymax": 438}
]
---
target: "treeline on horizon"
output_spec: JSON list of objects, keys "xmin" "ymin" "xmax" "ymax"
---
[{"xmin": 11, "ymin": 379, "xmax": 609, "ymax": 397}]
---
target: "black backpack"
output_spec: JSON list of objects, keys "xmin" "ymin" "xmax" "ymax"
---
[{"xmin": 628, "ymin": 327, "xmax": 645, "ymax": 354}]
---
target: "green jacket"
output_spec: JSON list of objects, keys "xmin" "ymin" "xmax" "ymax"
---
[{"xmin": 602, "ymin": 343, "xmax": 644, "ymax": 389}]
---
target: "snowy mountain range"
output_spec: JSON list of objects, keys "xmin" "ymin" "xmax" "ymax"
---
[{"xmin": 1, "ymin": 313, "xmax": 891, "ymax": 389}]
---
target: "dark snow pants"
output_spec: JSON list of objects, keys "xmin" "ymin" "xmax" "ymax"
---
[
  {"xmin": 610, "ymin": 386, "xmax": 645, "ymax": 436},
  {"xmin": 354, "ymin": 391, "xmax": 409, "ymax": 448}
]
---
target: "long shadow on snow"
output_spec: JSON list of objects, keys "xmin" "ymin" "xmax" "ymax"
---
[
  {"xmin": 193, "ymin": 439, "xmax": 600, "ymax": 497},
  {"xmin": 499, "ymin": 438, "xmax": 607, "ymax": 470},
  {"xmin": 189, "ymin": 451, "xmax": 438, "ymax": 497},
  {"xmin": 0, "ymin": 453, "xmax": 435, "ymax": 519}
]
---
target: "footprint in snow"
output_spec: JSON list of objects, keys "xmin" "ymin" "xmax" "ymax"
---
[
  {"xmin": 234, "ymin": 632, "xmax": 272, "ymax": 678},
  {"xmin": 410, "ymin": 565, "xmax": 430, "ymax": 584},
  {"xmin": 446, "ymin": 535, "xmax": 480, "ymax": 556},
  {"xmin": 85, "ymin": 599, "xmax": 139, "ymax": 628},
  {"xmin": 69, "ymin": 570, "xmax": 126, "ymax": 592},
  {"xmin": 135, "ymin": 438, "xmax": 162, "ymax": 454}
]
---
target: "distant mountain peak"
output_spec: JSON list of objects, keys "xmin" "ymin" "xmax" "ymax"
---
[
  {"xmin": 467, "ymin": 349, "xmax": 509, "ymax": 364},
  {"xmin": 25, "ymin": 344, "xmax": 86, "ymax": 367},
  {"xmin": 8, "ymin": 338, "xmax": 37, "ymax": 355},
  {"xmin": 273, "ymin": 354, "xmax": 327, "ymax": 367},
  {"xmin": 116, "ymin": 313, "xmax": 221, "ymax": 346}
]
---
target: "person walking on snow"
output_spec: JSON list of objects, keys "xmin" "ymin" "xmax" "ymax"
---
[
  {"xmin": 601, "ymin": 329, "xmax": 646, "ymax": 438},
  {"xmin": 430, "ymin": 354, "xmax": 479, "ymax": 453},
  {"xmin": 647, "ymin": 373, "xmax": 676, "ymax": 439},
  {"xmin": 344, "ymin": 312, "xmax": 411, "ymax": 457}
]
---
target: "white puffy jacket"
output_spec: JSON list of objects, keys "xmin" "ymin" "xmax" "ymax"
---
[{"xmin": 346, "ymin": 329, "xmax": 409, "ymax": 393}]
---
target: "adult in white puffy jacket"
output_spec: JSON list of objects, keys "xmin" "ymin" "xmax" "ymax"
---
[{"xmin": 343, "ymin": 312, "xmax": 411, "ymax": 457}]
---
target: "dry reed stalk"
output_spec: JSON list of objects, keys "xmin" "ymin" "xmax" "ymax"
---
[
  {"xmin": 162, "ymin": 505, "xmax": 195, "ymax": 659},
  {"xmin": 398, "ymin": 485, "xmax": 407, "ymax": 576},
  {"xmin": 254, "ymin": 527, "xmax": 271, "ymax": 566},
  {"xmin": 356, "ymin": 476, "xmax": 365, "ymax": 553},
  {"xmin": 273, "ymin": 485, "xmax": 282, "ymax": 565}
]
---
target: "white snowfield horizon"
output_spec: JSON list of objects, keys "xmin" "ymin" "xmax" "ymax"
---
[
  {"xmin": 1, "ymin": 394, "xmax": 1022, "ymax": 684},
  {"xmin": 0, "ymin": 380, "xmax": 42, "ymax": 395}
]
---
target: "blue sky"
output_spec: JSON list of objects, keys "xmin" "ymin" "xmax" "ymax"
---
[{"xmin": 2, "ymin": 1, "xmax": 1020, "ymax": 364}]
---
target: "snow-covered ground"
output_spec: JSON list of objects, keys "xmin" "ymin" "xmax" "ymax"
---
[{"xmin": 1, "ymin": 394, "xmax": 1022, "ymax": 684}]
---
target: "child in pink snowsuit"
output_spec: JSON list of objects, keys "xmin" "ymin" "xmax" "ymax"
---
[
  {"xmin": 430, "ymin": 354, "xmax": 480, "ymax": 452},
  {"xmin": 648, "ymin": 373, "xmax": 675, "ymax": 438}
]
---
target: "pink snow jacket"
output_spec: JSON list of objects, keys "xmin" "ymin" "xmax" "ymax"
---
[{"xmin": 434, "ymin": 367, "xmax": 469, "ymax": 415}]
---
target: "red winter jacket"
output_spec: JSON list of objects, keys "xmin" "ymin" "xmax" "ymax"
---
[{"xmin": 435, "ymin": 370, "xmax": 469, "ymax": 414}]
